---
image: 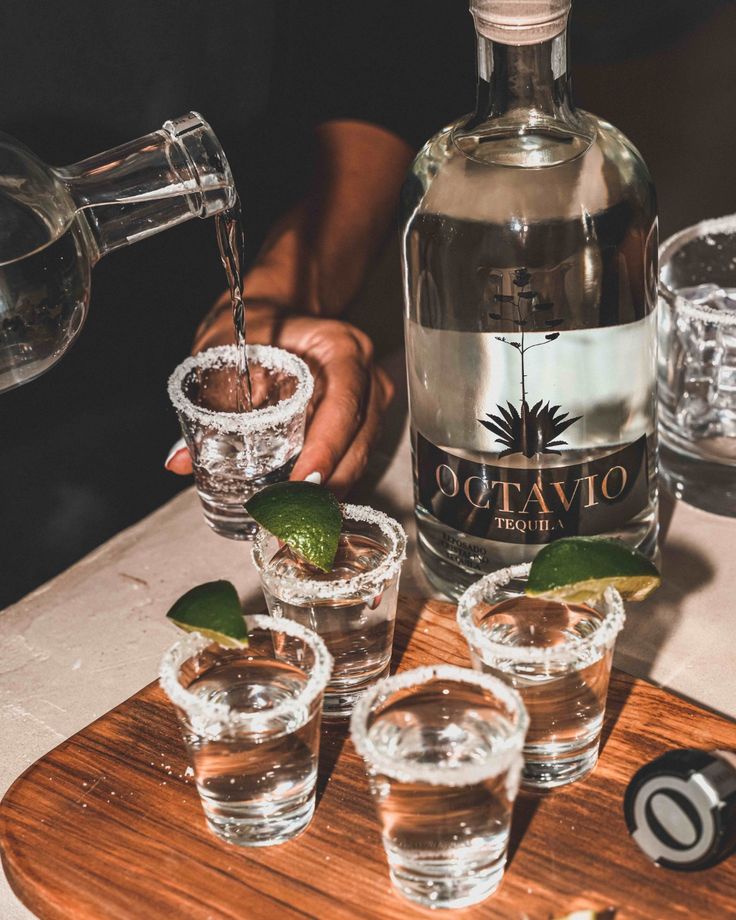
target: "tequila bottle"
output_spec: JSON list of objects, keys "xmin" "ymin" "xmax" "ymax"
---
[{"xmin": 402, "ymin": 0, "xmax": 658, "ymax": 597}]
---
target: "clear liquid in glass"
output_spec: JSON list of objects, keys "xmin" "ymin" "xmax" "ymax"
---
[
  {"xmin": 180, "ymin": 653, "xmax": 320, "ymax": 846},
  {"xmin": 366, "ymin": 682, "xmax": 518, "ymax": 908},
  {"xmin": 263, "ymin": 534, "xmax": 398, "ymax": 718},
  {"xmin": 179, "ymin": 353, "xmax": 306, "ymax": 540},
  {"xmin": 470, "ymin": 595, "xmax": 613, "ymax": 788},
  {"xmin": 0, "ymin": 200, "xmax": 90, "ymax": 391}
]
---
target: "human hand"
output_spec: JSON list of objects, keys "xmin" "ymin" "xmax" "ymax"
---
[{"xmin": 165, "ymin": 303, "xmax": 394, "ymax": 497}]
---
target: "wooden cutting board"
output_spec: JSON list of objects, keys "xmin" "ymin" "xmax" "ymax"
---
[{"xmin": 2, "ymin": 595, "xmax": 735, "ymax": 920}]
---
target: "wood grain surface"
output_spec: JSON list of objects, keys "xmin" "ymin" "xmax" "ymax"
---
[{"xmin": 2, "ymin": 595, "xmax": 735, "ymax": 919}]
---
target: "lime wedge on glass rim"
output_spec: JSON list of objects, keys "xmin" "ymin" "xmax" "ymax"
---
[
  {"xmin": 245, "ymin": 481, "xmax": 342, "ymax": 572},
  {"xmin": 165, "ymin": 580, "xmax": 248, "ymax": 647},
  {"xmin": 526, "ymin": 537, "xmax": 661, "ymax": 603}
]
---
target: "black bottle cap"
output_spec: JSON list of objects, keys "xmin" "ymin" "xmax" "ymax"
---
[{"xmin": 623, "ymin": 749, "xmax": 736, "ymax": 871}]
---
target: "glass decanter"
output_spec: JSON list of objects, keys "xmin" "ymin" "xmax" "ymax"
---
[{"xmin": 0, "ymin": 112, "xmax": 235, "ymax": 392}]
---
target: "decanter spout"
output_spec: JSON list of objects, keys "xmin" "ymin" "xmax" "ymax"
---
[{"xmin": 56, "ymin": 112, "xmax": 236, "ymax": 261}]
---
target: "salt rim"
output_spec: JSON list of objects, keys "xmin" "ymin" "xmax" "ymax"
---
[
  {"xmin": 159, "ymin": 614, "xmax": 332, "ymax": 738},
  {"xmin": 167, "ymin": 344, "xmax": 314, "ymax": 434},
  {"xmin": 660, "ymin": 215, "xmax": 736, "ymax": 326},
  {"xmin": 349, "ymin": 664, "xmax": 528, "ymax": 787},
  {"xmin": 456, "ymin": 563, "xmax": 625, "ymax": 667},
  {"xmin": 252, "ymin": 503, "xmax": 407, "ymax": 603}
]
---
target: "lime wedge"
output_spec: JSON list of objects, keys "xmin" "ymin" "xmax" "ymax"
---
[
  {"xmin": 526, "ymin": 537, "xmax": 661, "ymax": 603},
  {"xmin": 245, "ymin": 481, "xmax": 341, "ymax": 572},
  {"xmin": 166, "ymin": 580, "xmax": 248, "ymax": 647}
]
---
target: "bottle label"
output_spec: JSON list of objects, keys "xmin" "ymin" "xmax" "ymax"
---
[{"xmin": 416, "ymin": 433, "xmax": 649, "ymax": 545}]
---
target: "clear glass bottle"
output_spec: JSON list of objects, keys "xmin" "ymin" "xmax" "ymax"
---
[
  {"xmin": 401, "ymin": 0, "xmax": 658, "ymax": 598},
  {"xmin": 0, "ymin": 112, "xmax": 235, "ymax": 393}
]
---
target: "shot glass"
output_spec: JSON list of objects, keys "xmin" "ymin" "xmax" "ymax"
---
[
  {"xmin": 457, "ymin": 563, "xmax": 625, "ymax": 790},
  {"xmin": 253, "ymin": 505, "xmax": 407, "ymax": 720},
  {"xmin": 168, "ymin": 344, "xmax": 313, "ymax": 539},
  {"xmin": 659, "ymin": 215, "xmax": 736, "ymax": 514},
  {"xmin": 159, "ymin": 614, "xmax": 332, "ymax": 846},
  {"xmin": 350, "ymin": 664, "xmax": 527, "ymax": 909}
]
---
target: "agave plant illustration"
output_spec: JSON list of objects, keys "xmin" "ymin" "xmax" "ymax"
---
[
  {"xmin": 480, "ymin": 399, "xmax": 580, "ymax": 459},
  {"xmin": 478, "ymin": 268, "xmax": 581, "ymax": 458}
]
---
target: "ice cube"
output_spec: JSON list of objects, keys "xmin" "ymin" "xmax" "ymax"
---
[
  {"xmin": 678, "ymin": 283, "xmax": 736, "ymax": 314},
  {"xmin": 718, "ymin": 290, "xmax": 736, "ymax": 312}
]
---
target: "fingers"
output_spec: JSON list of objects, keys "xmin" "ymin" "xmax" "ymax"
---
[
  {"xmin": 290, "ymin": 354, "xmax": 370, "ymax": 486},
  {"xmin": 164, "ymin": 361, "xmax": 392, "ymax": 490},
  {"xmin": 165, "ymin": 438, "xmax": 193, "ymax": 475},
  {"xmin": 327, "ymin": 368, "xmax": 391, "ymax": 497},
  {"xmin": 184, "ymin": 307, "xmax": 392, "ymax": 496}
]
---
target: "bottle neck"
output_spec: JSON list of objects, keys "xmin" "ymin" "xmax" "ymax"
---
[{"xmin": 470, "ymin": 28, "xmax": 574, "ymax": 128}]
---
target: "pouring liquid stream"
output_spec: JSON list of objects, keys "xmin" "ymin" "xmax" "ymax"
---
[{"xmin": 215, "ymin": 198, "xmax": 254, "ymax": 412}]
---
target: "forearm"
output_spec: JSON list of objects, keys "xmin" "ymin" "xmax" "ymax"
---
[
  {"xmin": 253, "ymin": 120, "xmax": 413, "ymax": 315},
  {"xmin": 196, "ymin": 120, "xmax": 413, "ymax": 348}
]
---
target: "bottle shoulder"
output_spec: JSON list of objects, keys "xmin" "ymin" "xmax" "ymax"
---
[
  {"xmin": 581, "ymin": 110, "xmax": 655, "ymax": 187},
  {"xmin": 402, "ymin": 110, "xmax": 656, "ymax": 226}
]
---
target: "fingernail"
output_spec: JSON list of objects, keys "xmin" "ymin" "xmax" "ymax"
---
[
  {"xmin": 304, "ymin": 471, "xmax": 322, "ymax": 485},
  {"xmin": 165, "ymin": 437, "xmax": 187, "ymax": 468}
]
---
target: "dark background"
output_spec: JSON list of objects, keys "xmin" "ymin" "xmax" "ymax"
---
[{"xmin": 2, "ymin": 0, "xmax": 735, "ymax": 608}]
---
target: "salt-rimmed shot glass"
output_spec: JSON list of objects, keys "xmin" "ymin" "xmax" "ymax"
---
[
  {"xmin": 350, "ymin": 664, "xmax": 527, "ymax": 910},
  {"xmin": 159, "ymin": 615, "xmax": 332, "ymax": 846},
  {"xmin": 253, "ymin": 505, "xmax": 407, "ymax": 720},
  {"xmin": 457, "ymin": 563, "xmax": 625, "ymax": 790},
  {"xmin": 168, "ymin": 344, "xmax": 313, "ymax": 539}
]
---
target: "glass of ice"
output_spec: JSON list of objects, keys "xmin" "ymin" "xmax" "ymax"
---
[
  {"xmin": 659, "ymin": 216, "xmax": 736, "ymax": 514},
  {"xmin": 168, "ymin": 344, "xmax": 313, "ymax": 539},
  {"xmin": 253, "ymin": 505, "xmax": 406, "ymax": 720},
  {"xmin": 350, "ymin": 664, "xmax": 527, "ymax": 910},
  {"xmin": 159, "ymin": 615, "xmax": 332, "ymax": 846},
  {"xmin": 457, "ymin": 563, "xmax": 624, "ymax": 790}
]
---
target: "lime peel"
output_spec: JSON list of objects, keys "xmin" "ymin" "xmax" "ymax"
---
[
  {"xmin": 165, "ymin": 580, "xmax": 248, "ymax": 646},
  {"xmin": 530, "ymin": 575, "xmax": 657, "ymax": 604},
  {"xmin": 245, "ymin": 481, "xmax": 342, "ymax": 572}
]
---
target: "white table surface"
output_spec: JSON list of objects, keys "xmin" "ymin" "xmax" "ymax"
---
[{"xmin": 2, "ymin": 351, "xmax": 735, "ymax": 919}]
